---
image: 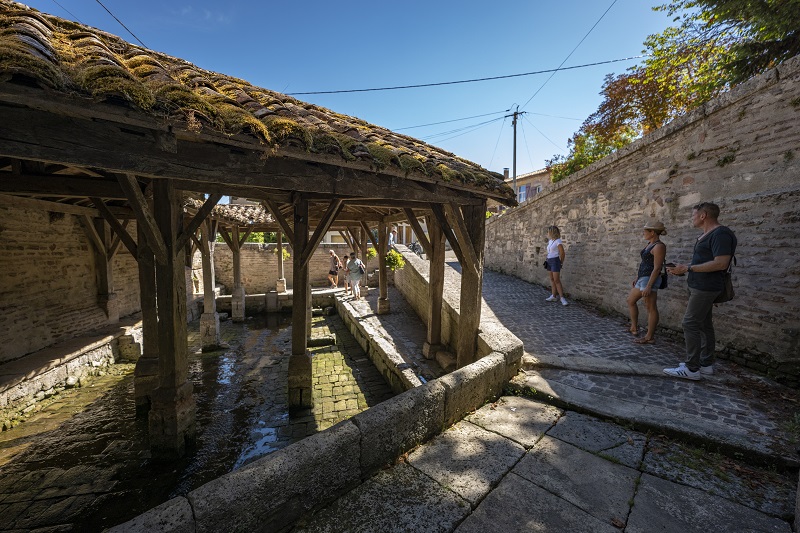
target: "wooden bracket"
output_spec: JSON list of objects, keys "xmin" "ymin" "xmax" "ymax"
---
[
  {"xmin": 117, "ymin": 174, "xmax": 167, "ymax": 264},
  {"xmin": 177, "ymin": 193, "xmax": 222, "ymax": 251},
  {"xmin": 403, "ymin": 208, "xmax": 431, "ymax": 257},
  {"xmin": 90, "ymin": 197, "xmax": 137, "ymax": 258}
]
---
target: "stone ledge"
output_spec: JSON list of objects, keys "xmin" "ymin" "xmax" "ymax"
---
[{"xmin": 0, "ymin": 316, "xmax": 142, "ymax": 418}]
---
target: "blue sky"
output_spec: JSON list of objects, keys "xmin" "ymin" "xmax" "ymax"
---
[{"xmin": 23, "ymin": 0, "xmax": 673, "ymax": 176}]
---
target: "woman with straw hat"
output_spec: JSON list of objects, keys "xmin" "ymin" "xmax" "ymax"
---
[{"xmin": 627, "ymin": 220, "xmax": 668, "ymax": 344}]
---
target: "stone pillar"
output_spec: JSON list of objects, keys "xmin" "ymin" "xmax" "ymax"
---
[
  {"xmin": 231, "ymin": 226, "xmax": 246, "ymax": 322},
  {"xmin": 276, "ymin": 231, "xmax": 287, "ymax": 292},
  {"xmin": 149, "ymin": 179, "xmax": 195, "ymax": 458},
  {"xmin": 424, "ymin": 215, "xmax": 445, "ymax": 359},
  {"xmin": 456, "ymin": 202, "xmax": 486, "ymax": 368},
  {"xmin": 200, "ymin": 219, "xmax": 221, "ymax": 351},
  {"xmin": 134, "ymin": 223, "xmax": 159, "ymax": 413},
  {"xmin": 377, "ymin": 220, "xmax": 390, "ymax": 314},
  {"xmin": 289, "ymin": 197, "xmax": 313, "ymax": 410}
]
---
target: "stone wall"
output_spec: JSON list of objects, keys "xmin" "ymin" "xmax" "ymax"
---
[
  {"xmin": 192, "ymin": 242, "xmax": 356, "ymax": 294},
  {"xmin": 393, "ymin": 247, "xmax": 524, "ymax": 380},
  {"xmin": 484, "ymin": 55, "xmax": 800, "ymax": 379},
  {"xmin": 0, "ymin": 204, "xmax": 140, "ymax": 364}
]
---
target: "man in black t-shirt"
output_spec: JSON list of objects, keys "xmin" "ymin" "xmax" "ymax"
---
[{"xmin": 664, "ymin": 202, "xmax": 737, "ymax": 380}]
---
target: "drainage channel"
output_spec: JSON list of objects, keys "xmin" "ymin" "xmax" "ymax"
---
[{"xmin": 0, "ymin": 312, "xmax": 396, "ymax": 532}]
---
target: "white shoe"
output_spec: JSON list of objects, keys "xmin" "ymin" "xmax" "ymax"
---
[
  {"xmin": 545, "ymin": 295, "xmax": 558, "ymax": 302},
  {"xmin": 699, "ymin": 364, "xmax": 714, "ymax": 375},
  {"xmin": 560, "ymin": 297, "xmax": 568, "ymax": 306},
  {"xmin": 663, "ymin": 364, "xmax": 702, "ymax": 380}
]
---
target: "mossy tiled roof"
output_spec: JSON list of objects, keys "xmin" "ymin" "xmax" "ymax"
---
[{"xmin": 0, "ymin": 0, "xmax": 515, "ymax": 204}]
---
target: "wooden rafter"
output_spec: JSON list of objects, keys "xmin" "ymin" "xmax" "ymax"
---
[
  {"xmin": 300, "ymin": 199, "xmax": 343, "ymax": 270},
  {"xmin": 444, "ymin": 203, "xmax": 479, "ymax": 274},
  {"xmin": 430, "ymin": 203, "xmax": 465, "ymax": 266}
]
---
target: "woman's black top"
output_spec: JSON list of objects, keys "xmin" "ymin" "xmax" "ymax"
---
[{"xmin": 637, "ymin": 242, "xmax": 661, "ymax": 279}]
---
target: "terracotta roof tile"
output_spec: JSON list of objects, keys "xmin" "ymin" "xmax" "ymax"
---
[{"xmin": 0, "ymin": 0, "xmax": 516, "ymax": 204}]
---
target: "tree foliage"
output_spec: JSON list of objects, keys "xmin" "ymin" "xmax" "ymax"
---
[
  {"xmin": 546, "ymin": 0, "xmax": 800, "ymax": 181},
  {"xmin": 660, "ymin": 0, "xmax": 800, "ymax": 83}
]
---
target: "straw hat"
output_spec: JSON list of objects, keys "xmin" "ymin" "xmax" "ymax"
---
[{"xmin": 643, "ymin": 219, "xmax": 667, "ymax": 235}]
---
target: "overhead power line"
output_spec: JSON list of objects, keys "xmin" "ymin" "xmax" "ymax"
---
[
  {"xmin": 50, "ymin": 0, "xmax": 84, "ymax": 24},
  {"xmin": 394, "ymin": 109, "xmax": 511, "ymax": 131},
  {"xmin": 94, "ymin": 0, "xmax": 148, "ymax": 48},
  {"xmin": 521, "ymin": 0, "xmax": 620, "ymax": 110},
  {"xmin": 287, "ymin": 55, "xmax": 642, "ymax": 96}
]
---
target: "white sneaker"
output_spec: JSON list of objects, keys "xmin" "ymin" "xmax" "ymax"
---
[
  {"xmin": 663, "ymin": 364, "xmax": 702, "ymax": 380},
  {"xmin": 699, "ymin": 365, "xmax": 714, "ymax": 375},
  {"xmin": 560, "ymin": 297, "xmax": 568, "ymax": 306},
  {"xmin": 545, "ymin": 295, "xmax": 558, "ymax": 302}
]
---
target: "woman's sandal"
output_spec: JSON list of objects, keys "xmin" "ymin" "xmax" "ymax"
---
[{"xmin": 634, "ymin": 337, "xmax": 655, "ymax": 345}]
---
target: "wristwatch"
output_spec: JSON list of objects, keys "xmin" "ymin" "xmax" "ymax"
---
[{"xmin": 688, "ymin": 265, "xmax": 693, "ymax": 273}]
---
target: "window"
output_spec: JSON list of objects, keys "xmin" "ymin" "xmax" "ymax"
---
[{"xmin": 518, "ymin": 186, "xmax": 527, "ymax": 203}]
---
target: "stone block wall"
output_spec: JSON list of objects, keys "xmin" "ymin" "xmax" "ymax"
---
[
  {"xmin": 485, "ymin": 55, "xmax": 800, "ymax": 379},
  {"xmin": 0, "ymin": 205, "xmax": 140, "ymax": 364},
  {"xmin": 192, "ymin": 242, "xmax": 356, "ymax": 294}
]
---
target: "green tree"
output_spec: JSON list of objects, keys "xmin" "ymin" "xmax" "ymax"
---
[{"xmin": 659, "ymin": 0, "xmax": 800, "ymax": 83}]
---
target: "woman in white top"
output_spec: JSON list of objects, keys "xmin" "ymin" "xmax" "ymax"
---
[{"xmin": 545, "ymin": 225, "xmax": 568, "ymax": 305}]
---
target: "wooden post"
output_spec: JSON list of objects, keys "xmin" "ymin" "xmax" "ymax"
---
[
  {"xmin": 276, "ymin": 230, "xmax": 286, "ymax": 292},
  {"xmin": 200, "ymin": 219, "xmax": 221, "ymax": 350},
  {"xmin": 134, "ymin": 222, "xmax": 159, "ymax": 413},
  {"xmin": 231, "ymin": 226, "xmax": 245, "ymax": 322},
  {"xmin": 360, "ymin": 226, "xmax": 369, "ymax": 294},
  {"xmin": 149, "ymin": 179, "xmax": 195, "ymax": 458},
  {"xmin": 456, "ymin": 202, "xmax": 486, "ymax": 368},
  {"xmin": 377, "ymin": 219, "xmax": 390, "ymax": 314},
  {"xmin": 289, "ymin": 196, "xmax": 312, "ymax": 409},
  {"xmin": 424, "ymin": 214, "xmax": 445, "ymax": 359}
]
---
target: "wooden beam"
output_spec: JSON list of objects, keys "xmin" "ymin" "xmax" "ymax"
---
[
  {"xmin": 360, "ymin": 221, "xmax": 378, "ymax": 248},
  {"xmin": 176, "ymin": 193, "xmax": 222, "ymax": 251},
  {"xmin": 217, "ymin": 227, "xmax": 234, "ymax": 250},
  {"xmin": 0, "ymin": 174, "xmax": 126, "ymax": 199},
  {"xmin": 445, "ymin": 203, "xmax": 479, "ymax": 274},
  {"xmin": 117, "ymin": 174, "xmax": 168, "ymax": 265},
  {"xmin": 300, "ymin": 199, "xmax": 343, "ymax": 270},
  {"xmin": 238, "ymin": 227, "xmax": 253, "ymax": 248},
  {"xmin": 403, "ymin": 208, "xmax": 431, "ymax": 258},
  {"xmin": 78, "ymin": 215, "xmax": 104, "ymax": 254},
  {"xmin": 262, "ymin": 199, "xmax": 294, "ymax": 243},
  {"xmin": 430, "ymin": 203, "xmax": 465, "ymax": 266},
  {"xmin": 91, "ymin": 197, "xmax": 137, "ymax": 257},
  {"xmin": 0, "ymin": 193, "xmax": 99, "ymax": 216},
  {"xmin": 346, "ymin": 226, "xmax": 363, "ymax": 250}
]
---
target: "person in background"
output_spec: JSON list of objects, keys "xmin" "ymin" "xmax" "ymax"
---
[
  {"xmin": 664, "ymin": 202, "xmax": 737, "ymax": 380},
  {"xmin": 627, "ymin": 220, "xmax": 667, "ymax": 344},
  {"xmin": 327, "ymin": 249, "xmax": 342, "ymax": 289},
  {"xmin": 544, "ymin": 225, "xmax": 568, "ymax": 306},
  {"xmin": 388, "ymin": 228, "xmax": 397, "ymax": 251},
  {"xmin": 346, "ymin": 251, "xmax": 365, "ymax": 300}
]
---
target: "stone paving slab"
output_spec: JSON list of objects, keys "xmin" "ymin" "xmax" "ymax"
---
[
  {"xmin": 296, "ymin": 462, "xmax": 471, "ymax": 533},
  {"xmin": 407, "ymin": 420, "xmax": 526, "ymax": 505},
  {"xmin": 627, "ymin": 473, "xmax": 791, "ymax": 533},
  {"xmin": 454, "ymin": 472, "xmax": 620, "ymax": 533},
  {"xmin": 513, "ymin": 435, "xmax": 638, "ymax": 525},
  {"xmin": 298, "ymin": 395, "xmax": 794, "ymax": 532}
]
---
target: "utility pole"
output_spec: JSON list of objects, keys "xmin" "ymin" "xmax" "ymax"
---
[{"xmin": 506, "ymin": 106, "xmax": 525, "ymax": 201}]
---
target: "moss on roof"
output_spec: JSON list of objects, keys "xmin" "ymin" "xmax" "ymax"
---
[{"xmin": 0, "ymin": 0, "xmax": 515, "ymax": 203}]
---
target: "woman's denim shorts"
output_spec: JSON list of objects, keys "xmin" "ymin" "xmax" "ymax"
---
[
  {"xmin": 635, "ymin": 276, "xmax": 658, "ymax": 291},
  {"xmin": 546, "ymin": 257, "xmax": 562, "ymax": 273}
]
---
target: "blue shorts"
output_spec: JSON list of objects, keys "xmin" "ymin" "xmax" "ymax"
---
[
  {"xmin": 635, "ymin": 276, "xmax": 659, "ymax": 291},
  {"xmin": 546, "ymin": 257, "xmax": 562, "ymax": 273}
]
